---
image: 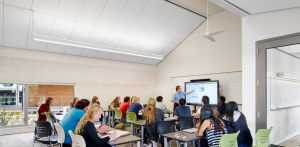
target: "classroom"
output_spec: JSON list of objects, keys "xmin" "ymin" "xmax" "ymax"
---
[{"xmin": 0, "ymin": 0, "xmax": 300, "ymax": 147}]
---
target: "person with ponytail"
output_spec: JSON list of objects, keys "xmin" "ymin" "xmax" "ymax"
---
[
  {"xmin": 75, "ymin": 103, "xmax": 117, "ymax": 147},
  {"xmin": 144, "ymin": 98, "xmax": 164, "ymax": 145},
  {"xmin": 38, "ymin": 97, "xmax": 54, "ymax": 121},
  {"xmin": 196, "ymin": 105, "xmax": 228, "ymax": 147},
  {"xmin": 223, "ymin": 101, "xmax": 253, "ymax": 147}
]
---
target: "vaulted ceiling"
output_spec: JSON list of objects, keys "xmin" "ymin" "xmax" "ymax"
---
[{"xmin": 0, "ymin": 0, "xmax": 213, "ymax": 65}]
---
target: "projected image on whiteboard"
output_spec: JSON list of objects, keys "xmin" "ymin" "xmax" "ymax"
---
[{"xmin": 185, "ymin": 82, "xmax": 218, "ymax": 105}]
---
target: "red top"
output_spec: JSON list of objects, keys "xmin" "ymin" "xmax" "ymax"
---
[
  {"xmin": 38, "ymin": 103, "xmax": 49, "ymax": 121},
  {"xmin": 119, "ymin": 102, "xmax": 130, "ymax": 119}
]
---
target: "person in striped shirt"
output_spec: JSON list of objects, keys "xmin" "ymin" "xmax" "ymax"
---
[{"xmin": 196, "ymin": 105, "xmax": 228, "ymax": 147}]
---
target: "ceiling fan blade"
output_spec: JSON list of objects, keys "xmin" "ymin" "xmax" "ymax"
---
[
  {"xmin": 205, "ymin": 36, "xmax": 215, "ymax": 42},
  {"xmin": 210, "ymin": 30, "xmax": 225, "ymax": 36}
]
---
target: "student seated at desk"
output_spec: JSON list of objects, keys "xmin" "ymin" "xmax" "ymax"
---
[
  {"xmin": 223, "ymin": 101, "xmax": 253, "ymax": 147},
  {"xmin": 196, "ymin": 105, "xmax": 228, "ymax": 147},
  {"xmin": 109, "ymin": 96, "xmax": 121, "ymax": 110},
  {"xmin": 61, "ymin": 99, "xmax": 90, "ymax": 147},
  {"xmin": 174, "ymin": 98, "xmax": 191, "ymax": 130},
  {"xmin": 128, "ymin": 96, "xmax": 144, "ymax": 120},
  {"xmin": 192, "ymin": 96, "xmax": 210, "ymax": 118},
  {"xmin": 144, "ymin": 98, "xmax": 164, "ymax": 146},
  {"xmin": 156, "ymin": 96, "xmax": 170, "ymax": 113},
  {"xmin": 119, "ymin": 96, "xmax": 130, "ymax": 121},
  {"xmin": 214, "ymin": 96, "xmax": 227, "ymax": 115},
  {"xmin": 75, "ymin": 104, "xmax": 117, "ymax": 147}
]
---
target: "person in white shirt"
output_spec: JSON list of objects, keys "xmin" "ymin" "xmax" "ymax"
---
[
  {"xmin": 156, "ymin": 96, "xmax": 170, "ymax": 113},
  {"xmin": 192, "ymin": 96, "xmax": 210, "ymax": 117}
]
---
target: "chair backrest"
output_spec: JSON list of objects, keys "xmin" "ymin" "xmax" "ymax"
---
[
  {"xmin": 178, "ymin": 116, "xmax": 194, "ymax": 130},
  {"xmin": 126, "ymin": 112, "xmax": 137, "ymax": 123},
  {"xmin": 45, "ymin": 112, "xmax": 52, "ymax": 123},
  {"xmin": 54, "ymin": 123, "xmax": 65, "ymax": 144},
  {"xmin": 68, "ymin": 130, "xmax": 86, "ymax": 147},
  {"xmin": 115, "ymin": 110, "xmax": 123, "ymax": 120},
  {"xmin": 34, "ymin": 121, "xmax": 52, "ymax": 138},
  {"xmin": 49, "ymin": 114, "xmax": 56, "ymax": 125},
  {"xmin": 219, "ymin": 131, "xmax": 240, "ymax": 147},
  {"xmin": 255, "ymin": 127, "xmax": 273, "ymax": 147},
  {"xmin": 157, "ymin": 120, "xmax": 176, "ymax": 135}
]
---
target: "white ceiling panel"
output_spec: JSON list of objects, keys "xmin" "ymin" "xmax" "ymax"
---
[
  {"xmin": 152, "ymin": 7, "xmax": 188, "ymax": 41},
  {"xmin": 142, "ymin": 58, "xmax": 157, "ymax": 65},
  {"xmin": 77, "ymin": 0, "xmax": 107, "ymax": 24},
  {"xmin": 64, "ymin": 46, "xmax": 83, "ymax": 55},
  {"xmin": 108, "ymin": 53, "xmax": 123, "ymax": 61},
  {"xmin": 69, "ymin": 22, "xmax": 93, "ymax": 42},
  {"xmin": 4, "ymin": 0, "xmax": 32, "ymax": 9},
  {"xmin": 131, "ymin": 56, "xmax": 145, "ymax": 63},
  {"xmin": 112, "ymin": 0, "xmax": 148, "ymax": 32},
  {"xmin": 140, "ymin": 2, "xmax": 178, "ymax": 38},
  {"xmin": 141, "ymin": 39, "xmax": 160, "ymax": 53},
  {"xmin": 0, "ymin": 4, "xmax": 3, "ymax": 46},
  {"xmin": 87, "ymin": 26, "xmax": 110, "ymax": 45},
  {"xmin": 130, "ymin": 37, "xmax": 149, "ymax": 51},
  {"xmin": 127, "ymin": 0, "xmax": 165, "ymax": 35},
  {"xmin": 46, "ymin": 43, "xmax": 66, "ymax": 53},
  {"xmin": 96, "ymin": 0, "xmax": 128, "ymax": 28},
  {"xmin": 102, "ymin": 30, "xmax": 125, "ymax": 47},
  {"xmin": 95, "ymin": 50, "xmax": 111, "ymax": 59},
  {"xmin": 4, "ymin": 5, "xmax": 30, "ymax": 49},
  {"xmin": 161, "ymin": 43, "xmax": 177, "ymax": 56},
  {"xmin": 32, "ymin": 0, "xmax": 59, "ymax": 15},
  {"xmin": 50, "ymin": 17, "xmax": 76, "ymax": 39},
  {"xmin": 116, "ymin": 33, "xmax": 138, "ymax": 49},
  {"xmin": 226, "ymin": 0, "xmax": 300, "ymax": 14},
  {"xmin": 119, "ymin": 54, "xmax": 136, "ymax": 62},
  {"xmin": 26, "ymin": 32, "xmax": 47, "ymax": 51},
  {"xmin": 80, "ymin": 48, "xmax": 98, "ymax": 57},
  {"xmin": 56, "ymin": 0, "xmax": 85, "ymax": 20}
]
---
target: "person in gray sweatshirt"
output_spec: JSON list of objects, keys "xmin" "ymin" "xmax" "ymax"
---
[{"xmin": 156, "ymin": 96, "xmax": 170, "ymax": 113}]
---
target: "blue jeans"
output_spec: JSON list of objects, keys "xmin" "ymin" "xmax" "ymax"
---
[
  {"xmin": 121, "ymin": 118, "xmax": 126, "ymax": 122},
  {"xmin": 238, "ymin": 143, "xmax": 253, "ymax": 147}
]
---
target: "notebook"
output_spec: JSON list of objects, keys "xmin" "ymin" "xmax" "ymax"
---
[
  {"xmin": 181, "ymin": 128, "xmax": 198, "ymax": 133},
  {"xmin": 103, "ymin": 130, "xmax": 130, "ymax": 142}
]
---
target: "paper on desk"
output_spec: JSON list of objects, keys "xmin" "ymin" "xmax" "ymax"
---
[
  {"xmin": 102, "ymin": 134, "xmax": 121, "ymax": 142},
  {"xmin": 182, "ymin": 128, "xmax": 198, "ymax": 133}
]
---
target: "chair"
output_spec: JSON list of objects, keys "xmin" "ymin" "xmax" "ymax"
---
[
  {"xmin": 54, "ymin": 123, "xmax": 65, "ymax": 147},
  {"xmin": 219, "ymin": 131, "xmax": 240, "ymax": 147},
  {"xmin": 178, "ymin": 116, "xmax": 194, "ymax": 130},
  {"xmin": 125, "ymin": 112, "xmax": 138, "ymax": 133},
  {"xmin": 114, "ymin": 110, "xmax": 125, "ymax": 124},
  {"xmin": 217, "ymin": 114, "xmax": 225, "ymax": 119},
  {"xmin": 157, "ymin": 120, "xmax": 176, "ymax": 147},
  {"xmin": 45, "ymin": 112, "xmax": 52, "ymax": 124},
  {"xmin": 253, "ymin": 127, "xmax": 273, "ymax": 147},
  {"xmin": 68, "ymin": 130, "xmax": 86, "ymax": 147},
  {"xmin": 46, "ymin": 112, "xmax": 57, "ymax": 135},
  {"xmin": 34, "ymin": 121, "xmax": 58, "ymax": 147},
  {"xmin": 63, "ymin": 107, "xmax": 70, "ymax": 113}
]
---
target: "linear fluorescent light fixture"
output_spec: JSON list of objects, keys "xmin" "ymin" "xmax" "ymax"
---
[
  {"xmin": 278, "ymin": 72, "xmax": 300, "ymax": 80},
  {"xmin": 33, "ymin": 33, "xmax": 164, "ymax": 60}
]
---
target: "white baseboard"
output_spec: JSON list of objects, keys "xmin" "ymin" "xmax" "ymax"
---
[{"xmin": 272, "ymin": 130, "xmax": 300, "ymax": 145}]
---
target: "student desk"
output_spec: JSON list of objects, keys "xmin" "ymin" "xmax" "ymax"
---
[
  {"xmin": 103, "ymin": 109, "xmax": 115, "ymax": 127},
  {"xmin": 53, "ymin": 112, "xmax": 66, "ymax": 122},
  {"xmin": 130, "ymin": 118, "xmax": 174, "ymax": 145},
  {"xmin": 161, "ymin": 131, "xmax": 203, "ymax": 147},
  {"xmin": 109, "ymin": 135, "xmax": 142, "ymax": 147},
  {"xmin": 164, "ymin": 111, "xmax": 174, "ymax": 117}
]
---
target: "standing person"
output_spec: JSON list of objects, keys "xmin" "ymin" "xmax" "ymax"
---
[
  {"xmin": 109, "ymin": 96, "xmax": 121, "ymax": 110},
  {"xmin": 75, "ymin": 104, "xmax": 117, "ymax": 147},
  {"xmin": 172, "ymin": 85, "xmax": 194, "ymax": 111},
  {"xmin": 156, "ymin": 96, "xmax": 170, "ymax": 113},
  {"xmin": 70, "ymin": 97, "xmax": 79, "ymax": 108},
  {"xmin": 61, "ymin": 99, "xmax": 90, "ymax": 147},
  {"xmin": 144, "ymin": 98, "xmax": 164, "ymax": 145},
  {"xmin": 223, "ymin": 101, "xmax": 253, "ymax": 147},
  {"xmin": 214, "ymin": 96, "xmax": 227, "ymax": 115},
  {"xmin": 38, "ymin": 97, "xmax": 54, "ymax": 121},
  {"xmin": 128, "ymin": 96, "xmax": 144, "ymax": 120},
  {"xmin": 196, "ymin": 105, "xmax": 228, "ymax": 147},
  {"xmin": 119, "ymin": 96, "xmax": 130, "ymax": 121}
]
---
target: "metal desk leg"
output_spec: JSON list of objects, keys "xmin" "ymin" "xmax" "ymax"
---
[
  {"xmin": 108, "ymin": 111, "xmax": 111, "ymax": 127},
  {"xmin": 131, "ymin": 142, "xmax": 133, "ymax": 147},
  {"xmin": 112, "ymin": 111, "xmax": 115, "ymax": 127},
  {"xmin": 164, "ymin": 137, "xmax": 168, "ymax": 147},
  {"xmin": 184, "ymin": 142, "xmax": 187, "ymax": 147},
  {"xmin": 103, "ymin": 111, "xmax": 106, "ymax": 125},
  {"xmin": 131, "ymin": 123, "xmax": 133, "ymax": 135},
  {"xmin": 137, "ymin": 141, "xmax": 140, "ymax": 147},
  {"xmin": 193, "ymin": 140, "xmax": 195, "ymax": 147},
  {"xmin": 168, "ymin": 113, "xmax": 170, "ymax": 117},
  {"xmin": 170, "ymin": 140, "xmax": 172, "ymax": 147},
  {"xmin": 141, "ymin": 126, "xmax": 144, "ymax": 145}
]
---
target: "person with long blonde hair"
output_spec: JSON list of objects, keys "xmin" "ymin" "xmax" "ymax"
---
[
  {"xmin": 109, "ymin": 96, "xmax": 121, "ymax": 110},
  {"xmin": 75, "ymin": 103, "xmax": 116, "ymax": 147},
  {"xmin": 144, "ymin": 98, "xmax": 164, "ymax": 144},
  {"xmin": 128, "ymin": 96, "xmax": 144, "ymax": 120}
]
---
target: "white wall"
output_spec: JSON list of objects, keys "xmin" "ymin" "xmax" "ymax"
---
[
  {"xmin": 242, "ymin": 7, "xmax": 300, "ymax": 143},
  {"xmin": 157, "ymin": 10, "xmax": 242, "ymax": 111},
  {"xmin": 0, "ymin": 46, "xmax": 157, "ymax": 108}
]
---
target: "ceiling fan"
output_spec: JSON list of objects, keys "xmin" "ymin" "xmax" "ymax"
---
[{"xmin": 203, "ymin": 0, "xmax": 224, "ymax": 42}]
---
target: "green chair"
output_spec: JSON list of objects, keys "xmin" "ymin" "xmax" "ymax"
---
[
  {"xmin": 114, "ymin": 110, "xmax": 125, "ymax": 126},
  {"xmin": 219, "ymin": 131, "xmax": 240, "ymax": 147},
  {"xmin": 125, "ymin": 112, "xmax": 139, "ymax": 134},
  {"xmin": 253, "ymin": 127, "xmax": 273, "ymax": 147},
  {"xmin": 45, "ymin": 112, "xmax": 52, "ymax": 124}
]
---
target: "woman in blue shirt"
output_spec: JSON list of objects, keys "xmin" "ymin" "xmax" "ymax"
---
[{"xmin": 60, "ymin": 99, "xmax": 90, "ymax": 147}]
